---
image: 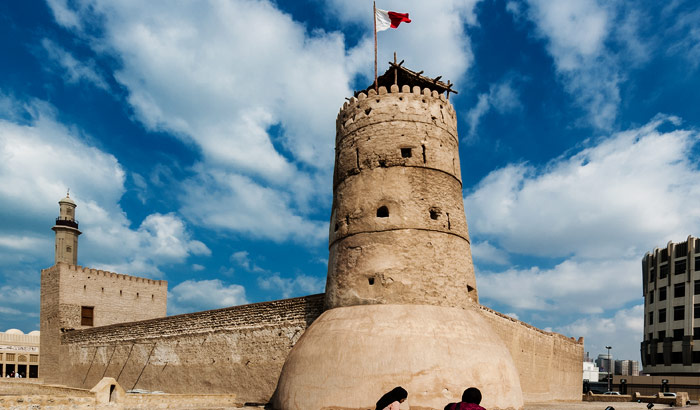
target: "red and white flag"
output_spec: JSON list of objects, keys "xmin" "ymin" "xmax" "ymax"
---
[{"xmin": 375, "ymin": 8, "xmax": 411, "ymax": 32}]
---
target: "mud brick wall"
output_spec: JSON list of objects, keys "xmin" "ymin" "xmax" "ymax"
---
[
  {"xmin": 57, "ymin": 294, "xmax": 324, "ymax": 403},
  {"xmin": 477, "ymin": 305, "xmax": 584, "ymax": 402}
]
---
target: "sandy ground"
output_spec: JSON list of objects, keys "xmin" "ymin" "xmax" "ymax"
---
[{"xmin": 523, "ymin": 402, "xmax": 697, "ymax": 410}]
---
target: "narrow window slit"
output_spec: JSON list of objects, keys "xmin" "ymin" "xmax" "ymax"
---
[
  {"xmin": 356, "ymin": 148, "xmax": 360, "ymax": 170},
  {"xmin": 334, "ymin": 222, "xmax": 339, "ymax": 232},
  {"xmin": 368, "ymin": 277, "xmax": 375, "ymax": 285},
  {"xmin": 447, "ymin": 213, "xmax": 451, "ymax": 230},
  {"xmin": 422, "ymin": 145, "xmax": 426, "ymax": 163},
  {"xmin": 365, "ymin": 107, "xmax": 372, "ymax": 116},
  {"xmin": 377, "ymin": 206, "xmax": 389, "ymax": 218}
]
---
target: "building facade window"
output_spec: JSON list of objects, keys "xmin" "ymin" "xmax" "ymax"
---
[
  {"xmin": 695, "ymin": 280, "xmax": 700, "ymax": 295},
  {"xmin": 659, "ymin": 308, "xmax": 667, "ymax": 323},
  {"xmin": 675, "ymin": 260, "xmax": 686, "ymax": 275},
  {"xmin": 650, "ymin": 267, "xmax": 656, "ymax": 282},
  {"xmin": 649, "ymin": 290, "xmax": 654, "ymax": 304},
  {"xmin": 649, "ymin": 311, "xmax": 654, "ymax": 325},
  {"xmin": 660, "ymin": 286, "xmax": 667, "ymax": 301},
  {"xmin": 695, "ymin": 303, "xmax": 700, "ymax": 318},
  {"xmin": 660, "ymin": 265, "xmax": 669, "ymax": 278},
  {"xmin": 694, "ymin": 327, "xmax": 700, "ymax": 341},
  {"xmin": 659, "ymin": 330, "xmax": 666, "ymax": 340},
  {"xmin": 675, "ymin": 283, "xmax": 685, "ymax": 298},
  {"xmin": 674, "ymin": 328, "xmax": 684, "ymax": 341},
  {"xmin": 674, "ymin": 305, "xmax": 685, "ymax": 321}
]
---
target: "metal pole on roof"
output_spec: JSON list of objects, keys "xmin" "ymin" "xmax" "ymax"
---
[{"xmin": 373, "ymin": 1, "xmax": 378, "ymax": 92}]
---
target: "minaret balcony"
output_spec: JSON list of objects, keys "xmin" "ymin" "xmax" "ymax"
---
[{"xmin": 55, "ymin": 218, "xmax": 79, "ymax": 229}]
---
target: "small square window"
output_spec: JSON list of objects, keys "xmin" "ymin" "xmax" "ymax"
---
[
  {"xmin": 675, "ymin": 283, "xmax": 685, "ymax": 298},
  {"xmin": 674, "ymin": 305, "xmax": 685, "ymax": 321},
  {"xmin": 400, "ymin": 148, "xmax": 412, "ymax": 158},
  {"xmin": 673, "ymin": 328, "xmax": 684, "ymax": 341},
  {"xmin": 81, "ymin": 306, "xmax": 94, "ymax": 326}
]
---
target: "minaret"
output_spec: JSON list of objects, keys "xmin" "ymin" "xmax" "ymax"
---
[{"xmin": 52, "ymin": 191, "xmax": 81, "ymax": 265}]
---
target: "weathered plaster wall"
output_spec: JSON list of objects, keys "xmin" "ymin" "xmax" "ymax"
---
[
  {"xmin": 57, "ymin": 294, "xmax": 324, "ymax": 403},
  {"xmin": 477, "ymin": 305, "xmax": 584, "ymax": 402}
]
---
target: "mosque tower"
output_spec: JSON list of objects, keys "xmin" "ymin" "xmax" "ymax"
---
[
  {"xmin": 272, "ymin": 64, "xmax": 524, "ymax": 410},
  {"xmin": 52, "ymin": 192, "xmax": 81, "ymax": 265}
]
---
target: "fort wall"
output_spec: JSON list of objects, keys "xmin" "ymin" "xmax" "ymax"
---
[
  {"xmin": 478, "ymin": 305, "xmax": 584, "ymax": 402},
  {"xmin": 40, "ymin": 263, "xmax": 167, "ymax": 383},
  {"xmin": 55, "ymin": 294, "xmax": 324, "ymax": 402}
]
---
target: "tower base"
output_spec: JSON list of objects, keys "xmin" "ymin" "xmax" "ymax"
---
[{"xmin": 271, "ymin": 304, "xmax": 524, "ymax": 410}]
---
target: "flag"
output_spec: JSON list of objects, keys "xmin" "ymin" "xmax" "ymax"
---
[{"xmin": 375, "ymin": 8, "xmax": 411, "ymax": 32}]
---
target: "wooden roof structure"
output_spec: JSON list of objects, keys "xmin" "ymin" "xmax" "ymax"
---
[{"xmin": 355, "ymin": 59, "xmax": 458, "ymax": 99}]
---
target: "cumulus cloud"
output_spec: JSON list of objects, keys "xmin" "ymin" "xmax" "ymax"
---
[
  {"xmin": 168, "ymin": 279, "xmax": 248, "ymax": 315},
  {"xmin": 466, "ymin": 116, "xmax": 700, "ymax": 259},
  {"xmin": 258, "ymin": 273, "xmax": 325, "ymax": 299},
  {"xmin": 471, "ymin": 241, "xmax": 510, "ymax": 266},
  {"xmin": 43, "ymin": 0, "xmax": 373, "ymax": 243},
  {"xmin": 323, "ymin": 0, "xmax": 481, "ymax": 83},
  {"xmin": 466, "ymin": 78, "xmax": 521, "ymax": 139},
  {"xmin": 0, "ymin": 94, "xmax": 209, "ymax": 278},
  {"xmin": 522, "ymin": 0, "xmax": 620, "ymax": 129},
  {"xmin": 468, "ymin": 116, "xmax": 699, "ymax": 334},
  {"xmin": 558, "ymin": 304, "xmax": 644, "ymax": 361},
  {"xmin": 41, "ymin": 38, "xmax": 108, "ymax": 89}
]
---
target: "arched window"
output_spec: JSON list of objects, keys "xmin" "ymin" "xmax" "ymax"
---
[{"xmin": 376, "ymin": 206, "xmax": 389, "ymax": 218}]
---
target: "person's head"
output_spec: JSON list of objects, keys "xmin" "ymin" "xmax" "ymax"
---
[
  {"xmin": 462, "ymin": 387, "xmax": 482, "ymax": 404},
  {"xmin": 376, "ymin": 386, "xmax": 408, "ymax": 410}
]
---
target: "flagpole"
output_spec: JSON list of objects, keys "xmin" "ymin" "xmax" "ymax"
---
[{"xmin": 373, "ymin": 1, "xmax": 378, "ymax": 92}]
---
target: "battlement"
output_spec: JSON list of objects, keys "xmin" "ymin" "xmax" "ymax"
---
[
  {"xmin": 43, "ymin": 262, "xmax": 166, "ymax": 287},
  {"xmin": 336, "ymin": 85, "xmax": 457, "ymax": 144}
]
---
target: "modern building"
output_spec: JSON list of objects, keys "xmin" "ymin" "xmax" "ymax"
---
[
  {"xmin": 596, "ymin": 353, "xmax": 613, "ymax": 376},
  {"xmin": 0, "ymin": 329, "xmax": 40, "ymax": 378},
  {"xmin": 642, "ymin": 236, "xmax": 700, "ymax": 374},
  {"xmin": 583, "ymin": 360, "xmax": 600, "ymax": 382},
  {"xmin": 615, "ymin": 359, "xmax": 640, "ymax": 376}
]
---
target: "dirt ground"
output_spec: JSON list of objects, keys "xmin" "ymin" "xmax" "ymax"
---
[{"xmin": 524, "ymin": 402, "xmax": 697, "ymax": 410}]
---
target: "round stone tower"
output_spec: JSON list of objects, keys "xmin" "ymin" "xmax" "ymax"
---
[
  {"xmin": 52, "ymin": 192, "xmax": 81, "ymax": 265},
  {"xmin": 272, "ymin": 67, "xmax": 523, "ymax": 410},
  {"xmin": 326, "ymin": 83, "xmax": 477, "ymax": 309}
]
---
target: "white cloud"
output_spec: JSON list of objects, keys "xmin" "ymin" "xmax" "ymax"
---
[
  {"xmin": 180, "ymin": 170, "xmax": 327, "ymax": 243},
  {"xmin": 466, "ymin": 78, "xmax": 521, "ymax": 138},
  {"xmin": 43, "ymin": 0, "xmax": 372, "ymax": 242},
  {"xmin": 465, "ymin": 116, "xmax": 700, "ymax": 259},
  {"xmin": 558, "ymin": 304, "xmax": 644, "ymax": 361},
  {"xmin": 471, "ymin": 241, "xmax": 510, "ymax": 266},
  {"xmin": 258, "ymin": 273, "xmax": 324, "ymax": 299},
  {"xmin": 479, "ymin": 257, "xmax": 640, "ymax": 314},
  {"xmin": 324, "ymin": 0, "xmax": 480, "ymax": 84},
  {"xmin": 41, "ymin": 39, "xmax": 108, "ymax": 89},
  {"xmin": 0, "ymin": 94, "xmax": 208, "ymax": 278},
  {"xmin": 522, "ymin": 0, "xmax": 621, "ymax": 129},
  {"xmin": 168, "ymin": 279, "xmax": 248, "ymax": 315},
  {"xmin": 468, "ymin": 116, "xmax": 699, "ymax": 329}
]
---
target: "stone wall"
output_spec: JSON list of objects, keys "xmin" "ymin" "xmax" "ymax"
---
[
  {"xmin": 477, "ymin": 305, "xmax": 584, "ymax": 402},
  {"xmin": 56, "ymin": 294, "xmax": 324, "ymax": 403}
]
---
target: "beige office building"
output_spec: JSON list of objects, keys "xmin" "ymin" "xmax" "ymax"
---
[
  {"xmin": 0, "ymin": 329, "xmax": 40, "ymax": 378},
  {"xmin": 642, "ymin": 236, "xmax": 700, "ymax": 374}
]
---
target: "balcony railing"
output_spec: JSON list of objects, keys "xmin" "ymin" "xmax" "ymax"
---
[{"xmin": 55, "ymin": 218, "xmax": 79, "ymax": 229}]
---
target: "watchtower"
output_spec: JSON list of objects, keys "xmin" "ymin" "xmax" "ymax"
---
[
  {"xmin": 326, "ymin": 64, "xmax": 476, "ymax": 309},
  {"xmin": 52, "ymin": 192, "xmax": 81, "ymax": 265},
  {"xmin": 273, "ymin": 65, "xmax": 523, "ymax": 410}
]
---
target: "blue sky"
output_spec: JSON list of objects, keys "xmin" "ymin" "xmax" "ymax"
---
[{"xmin": 2, "ymin": 0, "xmax": 700, "ymax": 363}]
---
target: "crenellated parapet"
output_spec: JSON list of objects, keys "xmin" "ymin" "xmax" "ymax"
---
[
  {"xmin": 334, "ymin": 85, "xmax": 460, "ymax": 189},
  {"xmin": 55, "ymin": 263, "xmax": 166, "ymax": 286}
]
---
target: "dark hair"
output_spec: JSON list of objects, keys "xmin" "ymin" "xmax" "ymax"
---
[
  {"xmin": 462, "ymin": 387, "xmax": 482, "ymax": 404},
  {"xmin": 376, "ymin": 386, "xmax": 408, "ymax": 410}
]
